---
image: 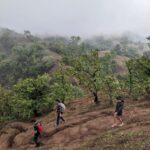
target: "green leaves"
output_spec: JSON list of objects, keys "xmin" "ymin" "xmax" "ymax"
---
[
  {"xmin": 50, "ymin": 63, "xmax": 83, "ymax": 101},
  {"xmin": 70, "ymin": 50, "xmax": 123, "ymax": 104},
  {"xmin": 0, "ymin": 86, "xmax": 13, "ymax": 119},
  {"xmin": 126, "ymin": 57, "xmax": 150, "ymax": 98},
  {"xmin": 0, "ymin": 43, "xmax": 53, "ymax": 87},
  {"xmin": 12, "ymin": 74, "xmax": 53, "ymax": 119},
  {"xmin": 72, "ymin": 50, "xmax": 102, "ymax": 92}
]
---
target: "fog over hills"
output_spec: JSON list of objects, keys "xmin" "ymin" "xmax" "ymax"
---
[{"xmin": 0, "ymin": 0, "xmax": 150, "ymax": 39}]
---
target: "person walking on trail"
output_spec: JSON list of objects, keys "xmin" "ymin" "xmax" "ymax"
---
[
  {"xmin": 33, "ymin": 121, "xmax": 43, "ymax": 147},
  {"xmin": 56, "ymin": 100, "xmax": 66, "ymax": 126},
  {"xmin": 112, "ymin": 96, "xmax": 124, "ymax": 128}
]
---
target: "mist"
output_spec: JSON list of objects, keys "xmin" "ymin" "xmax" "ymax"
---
[{"xmin": 0, "ymin": 0, "xmax": 150, "ymax": 38}]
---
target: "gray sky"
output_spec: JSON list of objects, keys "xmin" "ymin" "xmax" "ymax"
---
[{"xmin": 0, "ymin": 0, "xmax": 150, "ymax": 37}]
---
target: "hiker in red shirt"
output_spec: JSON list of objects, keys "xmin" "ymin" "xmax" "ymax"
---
[{"xmin": 33, "ymin": 121, "xmax": 43, "ymax": 147}]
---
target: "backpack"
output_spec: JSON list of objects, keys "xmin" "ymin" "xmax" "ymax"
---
[
  {"xmin": 38, "ymin": 124, "xmax": 43, "ymax": 133},
  {"xmin": 59, "ymin": 103, "xmax": 66, "ymax": 112}
]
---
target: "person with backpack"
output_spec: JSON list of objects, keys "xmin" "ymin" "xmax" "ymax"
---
[
  {"xmin": 112, "ymin": 96, "xmax": 124, "ymax": 128},
  {"xmin": 33, "ymin": 121, "xmax": 43, "ymax": 147},
  {"xmin": 56, "ymin": 100, "xmax": 66, "ymax": 126}
]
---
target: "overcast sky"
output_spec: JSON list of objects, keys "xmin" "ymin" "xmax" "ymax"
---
[{"xmin": 0, "ymin": 0, "xmax": 150, "ymax": 37}]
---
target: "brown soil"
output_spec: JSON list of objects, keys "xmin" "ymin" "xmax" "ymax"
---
[{"xmin": 0, "ymin": 97, "xmax": 150, "ymax": 150}]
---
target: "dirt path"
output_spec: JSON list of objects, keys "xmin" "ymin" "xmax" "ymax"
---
[{"xmin": 0, "ymin": 98, "xmax": 150, "ymax": 150}]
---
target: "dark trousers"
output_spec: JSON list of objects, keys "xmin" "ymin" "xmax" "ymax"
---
[
  {"xmin": 56, "ymin": 112, "xmax": 65, "ymax": 126},
  {"xmin": 34, "ymin": 133, "xmax": 41, "ymax": 147}
]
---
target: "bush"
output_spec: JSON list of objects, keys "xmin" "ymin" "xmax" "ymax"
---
[
  {"xmin": 0, "ymin": 86, "xmax": 13, "ymax": 120},
  {"xmin": 12, "ymin": 74, "xmax": 54, "ymax": 119}
]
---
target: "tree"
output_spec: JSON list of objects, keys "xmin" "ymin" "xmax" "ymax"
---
[
  {"xmin": 24, "ymin": 30, "xmax": 38, "ymax": 42},
  {"xmin": 126, "ymin": 60, "xmax": 134, "ymax": 95},
  {"xmin": 0, "ymin": 43, "xmax": 53, "ymax": 87},
  {"xmin": 102, "ymin": 76, "xmax": 120, "ymax": 105},
  {"xmin": 66, "ymin": 36, "xmax": 85, "ymax": 57},
  {"xmin": 126, "ymin": 56, "xmax": 150, "ymax": 98},
  {"xmin": 0, "ymin": 86, "xmax": 12, "ymax": 120},
  {"xmin": 113, "ymin": 44, "xmax": 122, "ymax": 55},
  {"xmin": 71, "ymin": 50, "xmax": 102, "ymax": 104},
  {"xmin": 100, "ymin": 53, "xmax": 120, "ymax": 105},
  {"xmin": 0, "ymin": 29, "xmax": 16, "ymax": 54},
  {"xmin": 12, "ymin": 74, "xmax": 53, "ymax": 119},
  {"xmin": 50, "ymin": 63, "xmax": 83, "ymax": 102},
  {"xmin": 137, "ymin": 57, "xmax": 150, "ymax": 96}
]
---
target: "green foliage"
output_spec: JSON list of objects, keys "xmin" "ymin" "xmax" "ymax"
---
[
  {"xmin": 77, "ymin": 127, "xmax": 150, "ymax": 150},
  {"xmin": 0, "ymin": 29, "xmax": 18, "ymax": 54},
  {"xmin": 0, "ymin": 28, "xmax": 149, "ymax": 121},
  {"xmin": 143, "ymin": 51, "xmax": 150, "ymax": 58},
  {"xmin": 113, "ymin": 43, "xmax": 140, "ymax": 58},
  {"xmin": 50, "ymin": 63, "xmax": 83, "ymax": 102},
  {"xmin": 12, "ymin": 74, "xmax": 53, "ymax": 119},
  {"xmin": 145, "ymin": 78, "xmax": 150, "ymax": 95},
  {"xmin": 0, "ymin": 86, "xmax": 13, "ymax": 120},
  {"xmin": 102, "ymin": 76, "xmax": 121, "ymax": 105},
  {"xmin": 100, "ymin": 53, "xmax": 121, "ymax": 104},
  {"xmin": 70, "ymin": 50, "xmax": 102, "ymax": 103},
  {"xmin": 50, "ymin": 82, "xmax": 83, "ymax": 102},
  {"xmin": 84, "ymin": 36, "xmax": 114, "ymax": 51},
  {"xmin": 0, "ymin": 43, "xmax": 53, "ymax": 87},
  {"xmin": 12, "ymin": 44, "xmax": 52, "ymax": 77},
  {"xmin": 126, "ymin": 57, "xmax": 150, "ymax": 98},
  {"xmin": 70, "ymin": 50, "xmax": 122, "ymax": 104},
  {"xmin": 62, "ymin": 36, "xmax": 86, "ymax": 65},
  {"xmin": 100, "ymin": 53, "xmax": 116, "ymax": 75}
]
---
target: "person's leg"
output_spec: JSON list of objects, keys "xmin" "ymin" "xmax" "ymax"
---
[
  {"xmin": 116, "ymin": 115, "xmax": 124, "ymax": 126},
  {"xmin": 56, "ymin": 112, "xmax": 60, "ymax": 126},
  {"xmin": 60, "ymin": 113, "xmax": 65, "ymax": 122},
  {"xmin": 60, "ymin": 116, "xmax": 65, "ymax": 123},
  {"xmin": 112, "ymin": 112, "xmax": 117, "ymax": 127},
  {"xmin": 34, "ymin": 134, "xmax": 39, "ymax": 147},
  {"xmin": 33, "ymin": 134, "xmax": 36, "ymax": 144},
  {"xmin": 36, "ymin": 135, "xmax": 40, "ymax": 147}
]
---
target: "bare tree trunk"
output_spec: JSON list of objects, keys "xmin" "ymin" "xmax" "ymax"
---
[
  {"xmin": 93, "ymin": 92, "xmax": 99, "ymax": 104},
  {"xmin": 126, "ymin": 63, "xmax": 133, "ymax": 95}
]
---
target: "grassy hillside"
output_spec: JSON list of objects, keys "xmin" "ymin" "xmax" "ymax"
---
[{"xmin": 0, "ymin": 97, "xmax": 150, "ymax": 150}]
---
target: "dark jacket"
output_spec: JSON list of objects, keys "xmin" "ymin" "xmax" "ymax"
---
[{"xmin": 115, "ymin": 101, "xmax": 124, "ymax": 113}]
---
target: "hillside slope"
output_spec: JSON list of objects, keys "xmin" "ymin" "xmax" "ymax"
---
[
  {"xmin": 0, "ymin": 97, "xmax": 150, "ymax": 150},
  {"xmin": 98, "ymin": 50, "xmax": 129, "ymax": 74}
]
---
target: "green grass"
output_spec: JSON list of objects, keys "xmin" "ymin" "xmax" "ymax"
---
[{"xmin": 76, "ymin": 127, "xmax": 150, "ymax": 150}]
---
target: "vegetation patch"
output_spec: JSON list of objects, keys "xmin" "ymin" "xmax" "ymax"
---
[{"xmin": 76, "ymin": 127, "xmax": 150, "ymax": 150}]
